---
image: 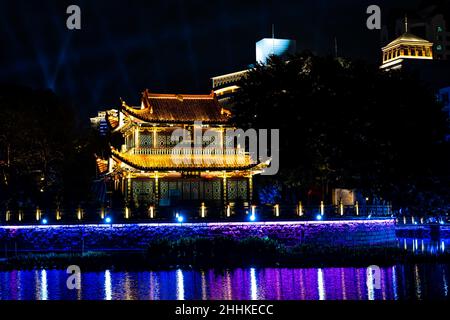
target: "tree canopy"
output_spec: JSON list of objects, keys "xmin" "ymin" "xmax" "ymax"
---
[
  {"xmin": 232, "ymin": 53, "xmax": 450, "ymax": 212},
  {"xmin": 0, "ymin": 84, "xmax": 97, "ymax": 212}
]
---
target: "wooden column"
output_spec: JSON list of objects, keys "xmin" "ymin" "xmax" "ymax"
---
[
  {"xmin": 222, "ymin": 172, "xmax": 227, "ymax": 205},
  {"xmin": 153, "ymin": 127, "xmax": 157, "ymax": 147},
  {"xmin": 219, "ymin": 126, "xmax": 224, "ymax": 148},
  {"xmin": 126, "ymin": 175, "xmax": 132, "ymax": 205},
  {"xmin": 135, "ymin": 126, "xmax": 140, "ymax": 148},
  {"xmin": 154, "ymin": 172, "xmax": 159, "ymax": 206}
]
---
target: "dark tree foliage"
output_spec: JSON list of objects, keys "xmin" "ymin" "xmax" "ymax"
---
[
  {"xmin": 0, "ymin": 85, "xmax": 98, "ymax": 212},
  {"xmin": 232, "ymin": 53, "xmax": 450, "ymax": 212}
]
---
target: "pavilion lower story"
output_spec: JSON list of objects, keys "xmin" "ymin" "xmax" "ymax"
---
[{"xmin": 113, "ymin": 174, "xmax": 253, "ymax": 216}]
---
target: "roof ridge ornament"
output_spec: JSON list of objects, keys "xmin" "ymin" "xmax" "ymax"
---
[
  {"xmin": 120, "ymin": 97, "xmax": 128, "ymax": 108},
  {"xmin": 141, "ymin": 90, "xmax": 153, "ymax": 113},
  {"xmin": 405, "ymin": 15, "xmax": 408, "ymax": 33},
  {"xmin": 115, "ymin": 89, "xmax": 230, "ymax": 123}
]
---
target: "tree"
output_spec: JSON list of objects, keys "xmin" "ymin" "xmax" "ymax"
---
[
  {"xmin": 232, "ymin": 53, "xmax": 450, "ymax": 211},
  {"xmin": 0, "ymin": 84, "xmax": 96, "ymax": 214}
]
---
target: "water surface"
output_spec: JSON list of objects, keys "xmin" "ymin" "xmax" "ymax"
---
[
  {"xmin": 0, "ymin": 264, "xmax": 449, "ymax": 300},
  {"xmin": 0, "ymin": 237, "xmax": 449, "ymax": 300}
]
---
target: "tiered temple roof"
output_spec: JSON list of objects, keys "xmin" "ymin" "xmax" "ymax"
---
[
  {"xmin": 110, "ymin": 147, "xmax": 258, "ymax": 171},
  {"xmin": 102, "ymin": 90, "xmax": 262, "ymax": 173},
  {"xmin": 97, "ymin": 89, "xmax": 266, "ymax": 207},
  {"xmin": 116, "ymin": 90, "xmax": 230, "ymax": 125}
]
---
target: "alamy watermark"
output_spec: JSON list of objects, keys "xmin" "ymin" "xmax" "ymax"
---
[
  {"xmin": 66, "ymin": 5, "xmax": 81, "ymax": 30},
  {"xmin": 366, "ymin": 5, "xmax": 381, "ymax": 30},
  {"xmin": 169, "ymin": 121, "xmax": 279, "ymax": 176},
  {"xmin": 66, "ymin": 265, "xmax": 81, "ymax": 290},
  {"xmin": 366, "ymin": 265, "xmax": 381, "ymax": 290}
]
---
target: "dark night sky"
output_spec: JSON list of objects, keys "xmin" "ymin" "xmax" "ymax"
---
[{"xmin": 0, "ymin": 0, "xmax": 421, "ymax": 120}]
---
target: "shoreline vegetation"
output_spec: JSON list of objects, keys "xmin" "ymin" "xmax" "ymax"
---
[{"xmin": 1, "ymin": 237, "xmax": 449, "ymax": 271}]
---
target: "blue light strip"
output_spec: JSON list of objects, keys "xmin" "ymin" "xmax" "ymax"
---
[{"xmin": 0, "ymin": 218, "xmax": 395, "ymax": 230}]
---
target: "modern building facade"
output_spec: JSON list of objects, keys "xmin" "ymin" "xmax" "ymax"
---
[
  {"xmin": 90, "ymin": 110, "xmax": 112, "ymax": 136},
  {"xmin": 211, "ymin": 70, "xmax": 250, "ymax": 105},
  {"xmin": 256, "ymin": 38, "xmax": 296, "ymax": 64},
  {"xmin": 211, "ymin": 37, "xmax": 296, "ymax": 104}
]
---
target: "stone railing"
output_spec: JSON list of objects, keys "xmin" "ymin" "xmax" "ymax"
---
[{"xmin": 128, "ymin": 147, "xmax": 247, "ymax": 156}]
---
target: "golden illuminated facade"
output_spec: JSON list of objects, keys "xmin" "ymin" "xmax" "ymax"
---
[
  {"xmin": 381, "ymin": 18, "xmax": 433, "ymax": 71},
  {"xmin": 100, "ymin": 90, "xmax": 266, "ymax": 214},
  {"xmin": 211, "ymin": 70, "xmax": 249, "ymax": 105}
]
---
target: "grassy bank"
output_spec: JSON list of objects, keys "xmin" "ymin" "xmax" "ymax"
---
[{"xmin": 0, "ymin": 237, "xmax": 449, "ymax": 271}]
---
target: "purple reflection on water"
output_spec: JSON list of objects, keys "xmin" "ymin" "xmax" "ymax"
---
[{"xmin": 0, "ymin": 265, "xmax": 449, "ymax": 300}]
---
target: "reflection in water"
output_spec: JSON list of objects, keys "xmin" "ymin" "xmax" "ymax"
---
[
  {"xmin": 341, "ymin": 268, "xmax": 347, "ymax": 300},
  {"xmin": 40, "ymin": 269, "xmax": 48, "ymax": 301},
  {"xmin": 124, "ymin": 273, "xmax": 135, "ymax": 300},
  {"xmin": 176, "ymin": 269, "xmax": 184, "ymax": 300},
  {"xmin": 366, "ymin": 267, "xmax": 375, "ymax": 301},
  {"xmin": 104, "ymin": 270, "xmax": 112, "ymax": 300},
  {"xmin": 392, "ymin": 266, "xmax": 398, "ymax": 300},
  {"xmin": 250, "ymin": 268, "xmax": 257, "ymax": 300},
  {"xmin": 443, "ymin": 268, "xmax": 448, "ymax": 297},
  {"xmin": 0, "ymin": 265, "xmax": 448, "ymax": 300},
  {"xmin": 225, "ymin": 270, "xmax": 232, "ymax": 300},
  {"xmin": 77, "ymin": 272, "xmax": 82, "ymax": 300},
  {"xmin": 356, "ymin": 267, "xmax": 362, "ymax": 300},
  {"xmin": 149, "ymin": 271, "xmax": 160, "ymax": 300},
  {"xmin": 200, "ymin": 271, "xmax": 207, "ymax": 300},
  {"xmin": 317, "ymin": 269, "xmax": 325, "ymax": 300},
  {"xmin": 18, "ymin": 270, "xmax": 23, "ymax": 300},
  {"xmin": 299, "ymin": 269, "xmax": 305, "ymax": 300},
  {"xmin": 414, "ymin": 265, "xmax": 422, "ymax": 300},
  {"xmin": 381, "ymin": 268, "xmax": 386, "ymax": 300},
  {"xmin": 8, "ymin": 270, "xmax": 20, "ymax": 300},
  {"xmin": 400, "ymin": 237, "xmax": 450, "ymax": 255},
  {"xmin": 275, "ymin": 270, "xmax": 284, "ymax": 300},
  {"xmin": 1, "ymin": 237, "xmax": 450, "ymax": 301}
]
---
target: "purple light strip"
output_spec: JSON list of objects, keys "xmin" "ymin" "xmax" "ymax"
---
[{"xmin": 0, "ymin": 219, "xmax": 394, "ymax": 230}]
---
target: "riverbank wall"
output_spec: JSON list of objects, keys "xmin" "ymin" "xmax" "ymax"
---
[{"xmin": 0, "ymin": 219, "xmax": 396, "ymax": 252}]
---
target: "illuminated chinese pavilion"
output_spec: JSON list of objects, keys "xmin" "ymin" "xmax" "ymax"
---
[{"xmin": 100, "ymin": 89, "xmax": 266, "ymax": 216}]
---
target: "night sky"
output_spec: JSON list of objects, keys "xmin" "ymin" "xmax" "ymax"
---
[{"xmin": 0, "ymin": 0, "xmax": 420, "ymax": 120}]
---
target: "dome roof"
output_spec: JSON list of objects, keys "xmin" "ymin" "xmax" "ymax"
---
[
  {"xmin": 392, "ymin": 32, "xmax": 430, "ymax": 43},
  {"xmin": 383, "ymin": 32, "xmax": 433, "ymax": 50}
]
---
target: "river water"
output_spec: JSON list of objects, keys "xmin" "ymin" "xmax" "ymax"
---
[{"xmin": 0, "ymin": 238, "xmax": 449, "ymax": 300}]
